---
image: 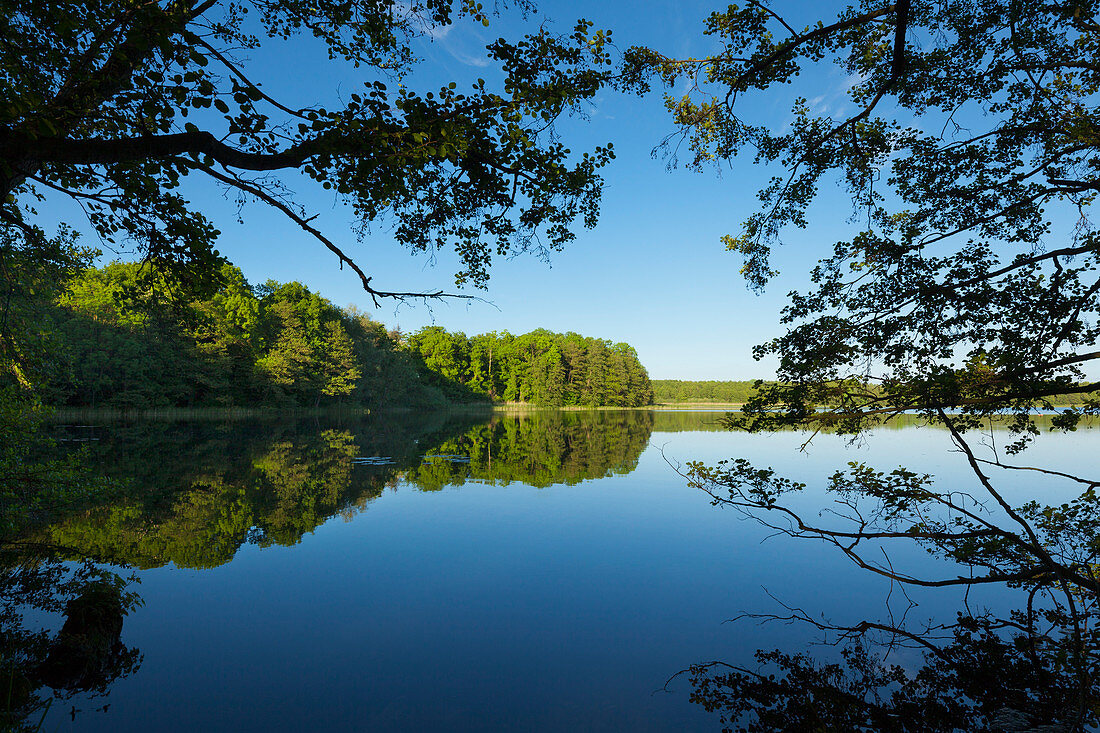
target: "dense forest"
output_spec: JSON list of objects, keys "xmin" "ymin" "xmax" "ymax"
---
[
  {"xmin": 651, "ymin": 380, "xmax": 763, "ymax": 404},
  {"xmin": 404, "ymin": 327, "xmax": 653, "ymax": 407},
  {"xmin": 29, "ymin": 262, "xmax": 652, "ymax": 409}
]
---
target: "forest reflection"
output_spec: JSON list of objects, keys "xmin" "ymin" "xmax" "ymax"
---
[
  {"xmin": 2, "ymin": 409, "xmax": 658, "ymax": 728},
  {"xmin": 31, "ymin": 409, "xmax": 654, "ymax": 569},
  {"xmin": 0, "ymin": 410, "xmax": 632, "ymax": 727},
  {"xmin": 3, "ymin": 411, "xmax": 1095, "ymax": 731}
]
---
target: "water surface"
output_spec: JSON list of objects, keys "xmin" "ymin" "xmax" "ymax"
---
[{"xmin": 15, "ymin": 410, "xmax": 1099, "ymax": 731}]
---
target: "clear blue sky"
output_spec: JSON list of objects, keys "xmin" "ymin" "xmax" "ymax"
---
[{"xmin": 43, "ymin": 1, "xmax": 876, "ymax": 380}]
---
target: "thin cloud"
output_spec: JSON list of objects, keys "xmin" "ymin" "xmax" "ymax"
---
[{"xmin": 441, "ymin": 41, "xmax": 491, "ymax": 67}]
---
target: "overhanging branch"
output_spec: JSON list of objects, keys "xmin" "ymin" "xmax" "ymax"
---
[
  {"xmin": 4, "ymin": 128, "xmax": 377, "ymax": 172},
  {"xmin": 196, "ymin": 163, "xmax": 476, "ymax": 306}
]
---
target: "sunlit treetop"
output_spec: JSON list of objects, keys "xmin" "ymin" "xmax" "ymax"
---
[
  {"xmin": 623, "ymin": 0, "xmax": 1100, "ymax": 442},
  {"xmin": 0, "ymin": 0, "xmax": 615, "ymax": 303}
]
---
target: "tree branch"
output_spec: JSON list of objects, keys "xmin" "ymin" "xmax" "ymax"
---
[
  {"xmin": 5, "ymin": 128, "xmax": 375, "ymax": 172},
  {"xmin": 195, "ymin": 163, "xmax": 475, "ymax": 305}
]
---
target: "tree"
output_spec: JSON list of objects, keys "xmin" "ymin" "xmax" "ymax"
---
[
  {"xmin": 54, "ymin": 260, "xmax": 207, "ymax": 406},
  {"xmin": 628, "ymin": 0, "xmax": 1100, "ymax": 725},
  {"xmin": 634, "ymin": 0, "xmax": 1100, "ymax": 589},
  {"xmin": 0, "ymin": 226, "xmax": 93, "ymax": 394},
  {"xmin": 256, "ymin": 299, "xmax": 315, "ymax": 403},
  {"xmin": 0, "ymin": 0, "xmax": 615, "ymax": 314},
  {"xmin": 584, "ymin": 338, "xmax": 608, "ymax": 406},
  {"xmin": 400, "ymin": 328, "xmax": 651, "ymax": 406},
  {"xmin": 406, "ymin": 326, "xmax": 469, "ymax": 384},
  {"xmin": 318, "ymin": 320, "xmax": 360, "ymax": 404},
  {"xmin": 190, "ymin": 263, "xmax": 262, "ymax": 402},
  {"xmin": 626, "ymin": 0, "xmax": 1099, "ymax": 430}
]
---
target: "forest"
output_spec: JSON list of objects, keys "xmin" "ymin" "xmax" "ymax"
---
[
  {"xmin": 28, "ymin": 261, "xmax": 653, "ymax": 409},
  {"xmin": 404, "ymin": 326, "xmax": 653, "ymax": 407},
  {"xmin": 651, "ymin": 380, "xmax": 764, "ymax": 404}
]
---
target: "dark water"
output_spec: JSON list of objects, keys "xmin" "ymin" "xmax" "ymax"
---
[{"xmin": 8, "ymin": 410, "xmax": 1099, "ymax": 731}]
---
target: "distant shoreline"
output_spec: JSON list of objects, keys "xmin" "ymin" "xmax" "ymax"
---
[
  {"xmin": 49, "ymin": 402, "xmax": 1089, "ymax": 421},
  {"xmin": 648, "ymin": 402, "xmax": 744, "ymax": 409},
  {"xmin": 50, "ymin": 402, "xmax": 742, "ymax": 420}
]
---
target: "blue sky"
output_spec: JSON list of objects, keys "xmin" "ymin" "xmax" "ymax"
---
[{"xmin": 44, "ymin": 1, "xmax": 880, "ymax": 379}]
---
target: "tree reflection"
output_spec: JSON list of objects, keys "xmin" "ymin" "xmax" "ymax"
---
[
  {"xmin": 29, "ymin": 411, "xmax": 656, "ymax": 569},
  {"xmin": 38, "ymin": 425, "xmax": 408, "ymax": 569},
  {"xmin": 406, "ymin": 410, "xmax": 654, "ymax": 491},
  {"xmin": 3, "ymin": 411, "xmax": 486, "ymax": 730},
  {"xmin": 683, "ymin": 417, "xmax": 1100, "ymax": 731},
  {"xmin": 1, "ymin": 561, "xmax": 141, "ymax": 731},
  {"xmin": 3, "ymin": 409, "xmax": 657, "ymax": 729},
  {"xmin": 688, "ymin": 604, "xmax": 1097, "ymax": 732}
]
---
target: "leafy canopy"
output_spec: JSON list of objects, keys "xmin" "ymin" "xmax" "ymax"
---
[
  {"xmin": 625, "ymin": 0, "xmax": 1100, "ymax": 437},
  {"xmin": 0, "ymin": 0, "xmax": 615, "ymax": 305},
  {"xmin": 632, "ymin": 5, "xmax": 1100, "ymax": 720}
]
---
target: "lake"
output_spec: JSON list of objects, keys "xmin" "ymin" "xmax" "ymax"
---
[{"xmin": 10, "ymin": 410, "xmax": 1099, "ymax": 731}]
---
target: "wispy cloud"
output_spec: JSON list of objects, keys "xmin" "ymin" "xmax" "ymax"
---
[
  {"xmin": 426, "ymin": 23, "xmax": 453, "ymax": 41},
  {"xmin": 441, "ymin": 41, "xmax": 491, "ymax": 67},
  {"xmin": 422, "ymin": 19, "xmax": 492, "ymax": 68},
  {"xmin": 806, "ymin": 71, "xmax": 863, "ymax": 119}
]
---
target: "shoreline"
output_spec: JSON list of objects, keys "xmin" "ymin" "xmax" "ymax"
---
[{"xmin": 46, "ymin": 401, "xmax": 1088, "ymax": 421}]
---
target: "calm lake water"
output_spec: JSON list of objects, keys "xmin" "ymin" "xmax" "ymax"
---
[{"xmin": 18, "ymin": 410, "xmax": 1100, "ymax": 731}]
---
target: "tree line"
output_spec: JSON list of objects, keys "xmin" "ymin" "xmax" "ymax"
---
[
  {"xmin": 38, "ymin": 261, "xmax": 447, "ymax": 409},
  {"xmin": 652, "ymin": 379, "xmax": 1091, "ymax": 407},
  {"xmin": 651, "ymin": 380, "xmax": 764, "ymax": 404},
  {"xmin": 26, "ymin": 261, "xmax": 651, "ymax": 409},
  {"xmin": 404, "ymin": 327, "xmax": 653, "ymax": 407}
]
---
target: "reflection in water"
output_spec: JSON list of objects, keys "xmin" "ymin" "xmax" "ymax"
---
[
  {"xmin": 4, "ymin": 411, "xmax": 1094, "ymax": 730},
  {"xmin": 35, "ymin": 410, "xmax": 655, "ymax": 570},
  {"xmin": 683, "ymin": 419, "xmax": 1100, "ymax": 732},
  {"xmin": 0, "ymin": 563, "xmax": 141, "ymax": 731},
  {"xmin": 688, "ymin": 604, "xmax": 1098, "ymax": 731},
  {"xmin": 409, "ymin": 410, "xmax": 654, "ymax": 490},
  {"xmin": 3, "ymin": 409, "xmax": 656, "ymax": 730}
]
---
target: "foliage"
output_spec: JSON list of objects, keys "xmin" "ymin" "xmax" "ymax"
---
[
  {"xmin": 37, "ymin": 262, "xmax": 653, "ymax": 408},
  {"xmin": 0, "ymin": 226, "xmax": 95, "ymax": 394},
  {"xmin": 625, "ymin": 0, "xmax": 1100, "ymax": 434},
  {"xmin": 45, "ymin": 262, "xmax": 439, "ymax": 408},
  {"xmin": 404, "ymin": 327, "xmax": 654, "ymax": 406},
  {"xmin": 631, "ymin": 0, "xmax": 1100, "ymax": 726},
  {"xmin": 631, "ymin": 0, "xmax": 1100, "ymax": 586},
  {"xmin": 0, "ymin": 0, "xmax": 615, "ymax": 304},
  {"xmin": 651, "ymin": 380, "xmax": 765, "ymax": 404}
]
